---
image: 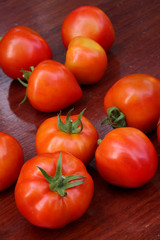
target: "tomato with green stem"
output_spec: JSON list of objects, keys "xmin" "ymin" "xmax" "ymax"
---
[
  {"xmin": 103, "ymin": 74, "xmax": 160, "ymax": 133},
  {"xmin": 18, "ymin": 60, "xmax": 82, "ymax": 112},
  {"xmin": 0, "ymin": 132, "xmax": 24, "ymax": 191},
  {"xmin": 35, "ymin": 109, "xmax": 99, "ymax": 164},
  {"xmin": 15, "ymin": 151, "xmax": 94, "ymax": 229},
  {"xmin": 62, "ymin": 6, "xmax": 115, "ymax": 51},
  {"xmin": 95, "ymin": 127, "xmax": 158, "ymax": 188},
  {"xmin": 0, "ymin": 26, "xmax": 52, "ymax": 79}
]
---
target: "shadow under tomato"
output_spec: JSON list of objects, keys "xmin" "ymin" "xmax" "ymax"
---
[{"xmin": 8, "ymin": 79, "xmax": 57, "ymax": 130}]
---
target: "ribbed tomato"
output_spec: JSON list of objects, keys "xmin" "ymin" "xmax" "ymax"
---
[{"xmin": 15, "ymin": 151, "xmax": 94, "ymax": 228}]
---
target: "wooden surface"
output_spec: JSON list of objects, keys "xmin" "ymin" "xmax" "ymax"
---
[{"xmin": 0, "ymin": 0, "xmax": 160, "ymax": 239}]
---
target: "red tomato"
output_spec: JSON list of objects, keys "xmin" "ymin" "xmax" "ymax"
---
[
  {"xmin": 157, "ymin": 118, "xmax": 160, "ymax": 145},
  {"xmin": 62, "ymin": 6, "xmax": 115, "ymax": 51},
  {"xmin": 103, "ymin": 74, "xmax": 160, "ymax": 133},
  {"xmin": 0, "ymin": 132, "xmax": 24, "ymax": 191},
  {"xmin": 15, "ymin": 151, "xmax": 94, "ymax": 229},
  {"xmin": 35, "ymin": 109, "xmax": 99, "ymax": 164},
  {"xmin": 24, "ymin": 60, "xmax": 82, "ymax": 112},
  {"xmin": 0, "ymin": 26, "xmax": 52, "ymax": 79},
  {"xmin": 95, "ymin": 127, "xmax": 158, "ymax": 188},
  {"xmin": 65, "ymin": 36, "xmax": 107, "ymax": 85}
]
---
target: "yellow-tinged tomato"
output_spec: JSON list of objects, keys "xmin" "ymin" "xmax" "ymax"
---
[{"xmin": 65, "ymin": 37, "xmax": 107, "ymax": 85}]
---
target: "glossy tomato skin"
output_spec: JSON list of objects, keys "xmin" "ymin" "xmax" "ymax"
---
[
  {"xmin": 0, "ymin": 132, "xmax": 24, "ymax": 191},
  {"xmin": 35, "ymin": 114, "xmax": 99, "ymax": 164},
  {"xmin": 62, "ymin": 6, "xmax": 115, "ymax": 51},
  {"xmin": 95, "ymin": 127, "xmax": 158, "ymax": 188},
  {"xmin": 0, "ymin": 26, "xmax": 52, "ymax": 79},
  {"xmin": 104, "ymin": 74, "xmax": 160, "ymax": 133},
  {"xmin": 27, "ymin": 60, "xmax": 82, "ymax": 112},
  {"xmin": 65, "ymin": 36, "xmax": 107, "ymax": 85},
  {"xmin": 15, "ymin": 151, "xmax": 94, "ymax": 229},
  {"xmin": 157, "ymin": 118, "xmax": 160, "ymax": 145}
]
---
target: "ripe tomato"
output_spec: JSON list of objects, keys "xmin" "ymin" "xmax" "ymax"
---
[
  {"xmin": 0, "ymin": 132, "xmax": 24, "ymax": 191},
  {"xmin": 103, "ymin": 74, "xmax": 160, "ymax": 133},
  {"xmin": 0, "ymin": 26, "xmax": 52, "ymax": 79},
  {"xmin": 21, "ymin": 60, "xmax": 82, "ymax": 112},
  {"xmin": 95, "ymin": 127, "xmax": 158, "ymax": 188},
  {"xmin": 157, "ymin": 118, "xmax": 160, "ymax": 145},
  {"xmin": 65, "ymin": 36, "xmax": 108, "ymax": 85},
  {"xmin": 35, "ymin": 109, "xmax": 99, "ymax": 164},
  {"xmin": 62, "ymin": 6, "xmax": 115, "ymax": 51},
  {"xmin": 15, "ymin": 151, "xmax": 94, "ymax": 229}
]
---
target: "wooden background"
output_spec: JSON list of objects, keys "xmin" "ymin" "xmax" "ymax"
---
[{"xmin": 0, "ymin": 0, "xmax": 160, "ymax": 239}]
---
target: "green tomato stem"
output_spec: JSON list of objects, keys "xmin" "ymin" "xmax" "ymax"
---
[
  {"xmin": 57, "ymin": 108, "xmax": 86, "ymax": 134},
  {"xmin": 17, "ymin": 66, "xmax": 34, "ymax": 104},
  {"xmin": 19, "ymin": 94, "xmax": 27, "ymax": 105},
  {"xmin": 101, "ymin": 106, "xmax": 126, "ymax": 129},
  {"xmin": 0, "ymin": 36, "xmax": 2, "ymax": 41},
  {"xmin": 20, "ymin": 66, "xmax": 34, "ymax": 82},
  {"xmin": 97, "ymin": 139, "xmax": 102, "ymax": 145},
  {"xmin": 37, "ymin": 152, "xmax": 86, "ymax": 197},
  {"xmin": 17, "ymin": 78, "xmax": 28, "ymax": 88}
]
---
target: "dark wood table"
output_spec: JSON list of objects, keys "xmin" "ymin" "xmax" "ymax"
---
[{"xmin": 0, "ymin": 0, "xmax": 160, "ymax": 239}]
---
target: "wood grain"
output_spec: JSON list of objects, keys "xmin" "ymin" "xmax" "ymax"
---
[{"xmin": 0, "ymin": 0, "xmax": 160, "ymax": 239}]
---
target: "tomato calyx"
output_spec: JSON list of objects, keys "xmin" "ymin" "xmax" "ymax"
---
[
  {"xmin": 101, "ymin": 107, "xmax": 126, "ymax": 128},
  {"xmin": 17, "ymin": 67, "xmax": 34, "ymax": 104},
  {"xmin": 0, "ymin": 36, "xmax": 2, "ymax": 41},
  {"xmin": 97, "ymin": 139, "xmax": 102, "ymax": 145},
  {"xmin": 57, "ymin": 108, "xmax": 86, "ymax": 134},
  {"xmin": 37, "ymin": 152, "xmax": 86, "ymax": 197},
  {"xmin": 21, "ymin": 66, "xmax": 34, "ymax": 82},
  {"xmin": 158, "ymin": 121, "xmax": 160, "ymax": 126}
]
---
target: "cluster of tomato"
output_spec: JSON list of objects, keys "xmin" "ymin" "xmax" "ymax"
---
[{"xmin": 0, "ymin": 6, "xmax": 160, "ymax": 229}]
